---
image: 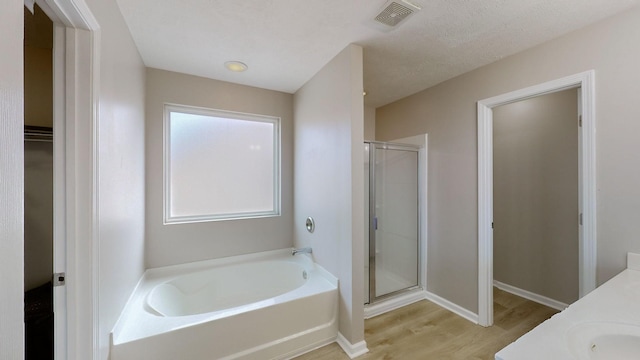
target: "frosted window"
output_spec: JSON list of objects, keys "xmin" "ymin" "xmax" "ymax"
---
[{"xmin": 164, "ymin": 104, "xmax": 280, "ymax": 223}]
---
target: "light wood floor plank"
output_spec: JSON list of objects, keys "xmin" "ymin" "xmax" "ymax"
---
[{"xmin": 294, "ymin": 288, "xmax": 557, "ymax": 360}]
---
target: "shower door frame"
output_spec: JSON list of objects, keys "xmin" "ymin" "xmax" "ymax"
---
[{"xmin": 367, "ymin": 141, "xmax": 422, "ymax": 304}]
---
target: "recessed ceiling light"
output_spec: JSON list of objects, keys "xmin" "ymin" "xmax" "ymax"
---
[{"xmin": 224, "ymin": 61, "xmax": 248, "ymax": 72}]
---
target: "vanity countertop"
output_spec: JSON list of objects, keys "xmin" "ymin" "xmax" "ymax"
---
[{"xmin": 495, "ymin": 253, "xmax": 640, "ymax": 360}]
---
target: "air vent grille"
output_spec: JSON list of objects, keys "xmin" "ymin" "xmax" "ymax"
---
[{"xmin": 374, "ymin": 1, "xmax": 415, "ymax": 27}]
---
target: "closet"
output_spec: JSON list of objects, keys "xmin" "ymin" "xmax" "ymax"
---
[{"xmin": 24, "ymin": 4, "xmax": 54, "ymax": 359}]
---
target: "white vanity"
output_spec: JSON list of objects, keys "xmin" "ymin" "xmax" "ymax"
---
[{"xmin": 495, "ymin": 253, "xmax": 640, "ymax": 360}]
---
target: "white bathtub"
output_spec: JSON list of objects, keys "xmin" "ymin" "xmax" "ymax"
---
[{"xmin": 110, "ymin": 249, "xmax": 338, "ymax": 360}]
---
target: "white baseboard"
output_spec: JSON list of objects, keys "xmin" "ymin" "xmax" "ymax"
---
[
  {"xmin": 493, "ymin": 280, "xmax": 568, "ymax": 311},
  {"xmin": 364, "ymin": 289, "xmax": 427, "ymax": 319},
  {"xmin": 336, "ymin": 333, "xmax": 368, "ymax": 359},
  {"xmin": 424, "ymin": 291, "xmax": 479, "ymax": 324}
]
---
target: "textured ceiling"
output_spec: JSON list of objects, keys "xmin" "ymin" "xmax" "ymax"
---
[{"xmin": 116, "ymin": 0, "xmax": 637, "ymax": 107}]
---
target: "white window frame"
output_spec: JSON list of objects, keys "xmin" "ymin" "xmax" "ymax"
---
[{"xmin": 163, "ymin": 103, "xmax": 281, "ymax": 224}]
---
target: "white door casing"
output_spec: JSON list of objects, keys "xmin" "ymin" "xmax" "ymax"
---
[{"xmin": 477, "ymin": 70, "xmax": 596, "ymax": 327}]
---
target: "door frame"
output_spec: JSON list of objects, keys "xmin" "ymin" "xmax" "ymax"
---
[
  {"xmin": 477, "ymin": 70, "xmax": 596, "ymax": 327},
  {"xmin": 37, "ymin": 0, "xmax": 100, "ymax": 358}
]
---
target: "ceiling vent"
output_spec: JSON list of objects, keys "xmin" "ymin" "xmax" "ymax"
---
[{"xmin": 372, "ymin": 0, "xmax": 421, "ymax": 30}]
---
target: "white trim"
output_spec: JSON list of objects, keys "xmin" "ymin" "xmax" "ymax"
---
[
  {"xmin": 52, "ymin": 22, "xmax": 68, "ymax": 360},
  {"xmin": 424, "ymin": 291, "xmax": 479, "ymax": 324},
  {"xmin": 41, "ymin": 0, "xmax": 99, "ymax": 30},
  {"xmin": 477, "ymin": 99, "xmax": 494, "ymax": 327},
  {"xmin": 63, "ymin": 27, "xmax": 100, "ymax": 360},
  {"xmin": 578, "ymin": 72, "xmax": 597, "ymax": 298},
  {"xmin": 493, "ymin": 281, "xmax": 568, "ymax": 311},
  {"xmin": 364, "ymin": 289, "xmax": 427, "ymax": 319},
  {"xmin": 477, "ymin": 70, "xmax": 597, "ymax": 327},
  {"xmin": 336, "ymin": 333, "xmax": 369, "ymax": 359},
  {"xmin": 90, "ymin": 28, "xmax": 102, "ymax": 360}
]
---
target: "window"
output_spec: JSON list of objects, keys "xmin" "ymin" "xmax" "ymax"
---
[{"xmin": 164, "ymin": 104, "xmax": 280, "ymax": 224}]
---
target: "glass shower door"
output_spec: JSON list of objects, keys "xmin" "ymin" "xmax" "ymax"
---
[{"xmin": 369, "ymin": 143, "xmax": 419, "ymax": 301}]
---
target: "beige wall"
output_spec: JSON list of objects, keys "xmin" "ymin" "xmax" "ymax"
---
[
  {"xmin": 145, "ymin": 68, "xmax": 294, "ymax": 268},
  {"xmin": 376, "ymin": 7, "xmax": 640, "ymax": 313},
  {"xmin": 294, "ymin": 44, "xmax": 365, "ymax": 345},
  {"xmin": 493, "ymin": 89, "xmax": 579, "ymax": 305},
  {"xmin": 0, "ymin": 0, "xmax": 24, "ymax": 357}
]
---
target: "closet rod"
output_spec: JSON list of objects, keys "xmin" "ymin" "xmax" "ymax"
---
[{"xmin": 24, "ymin": 125, "xmax": 53, "ymax": 143}]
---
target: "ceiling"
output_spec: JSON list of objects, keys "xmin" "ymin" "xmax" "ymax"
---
[{"xmin": 115, "ymin": 0, "xmax": 637, "ymax": 108}]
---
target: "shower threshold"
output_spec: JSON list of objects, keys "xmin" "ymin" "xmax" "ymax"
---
[{"xmin": 364, "ymin": 287, "xmax": 427, "ymax": 319}]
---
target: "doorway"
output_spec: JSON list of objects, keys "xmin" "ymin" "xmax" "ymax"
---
[
  {"xmin": 22, "ymin": 0, "xmax": 100, "ymax": 358},
  {"xmin": 24, "ymin": 5, "xmax": 54, "ymax": 359},
  {"xmin": 477, "ymin": 71, "xmax": 597, "ymax": 326},
  {"xmin": 492, "ymin": 88, "xmax": 579, "ymax": 310}
]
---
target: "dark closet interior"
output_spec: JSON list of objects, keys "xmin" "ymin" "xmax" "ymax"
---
[{"xmin": 24, "ymin": 4, "xmax": 54, "ymax": 360}]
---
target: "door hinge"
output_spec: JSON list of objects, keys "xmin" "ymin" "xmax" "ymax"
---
[
  {"xmin": 53, "ymin": 272, "xmax": 66, "ymax": 287},
  {"xmin": 579, "ymin": 115, "xmax": 582, "ymax": 127},
  {"xmin": 579, "ymin": 213, "xmax": 583, "ymax": 226},
  {"xmin": 491, "ymin": 222, "xmax": 494, "ymax": 229}
]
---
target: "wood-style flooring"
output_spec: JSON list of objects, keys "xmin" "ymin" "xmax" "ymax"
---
[{"xmin": 294, "ymin": 288, "xmax": 558, "ymax": 360}]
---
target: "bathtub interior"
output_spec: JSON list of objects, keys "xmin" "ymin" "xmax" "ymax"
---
[
  {"xmin": 147, "ymin": 260, "xmax": 307, "ymax": 317},
  {"xmin": 110, "ymin": 248, "xmax": 338, "ymax": 360}
]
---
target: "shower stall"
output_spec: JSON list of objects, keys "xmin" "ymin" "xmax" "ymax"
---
[{"xmin": 364, "ymin": 141, "xmax": 421, "ymax": 306}]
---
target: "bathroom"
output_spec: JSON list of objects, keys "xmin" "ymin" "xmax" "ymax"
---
[
  {"xmin": 115, "ymin": 48, "xmax": 372, "ymax": 358},
  {"xmin": 4, "ymin": 0, "xmax": 640, "ymax": 359}
]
